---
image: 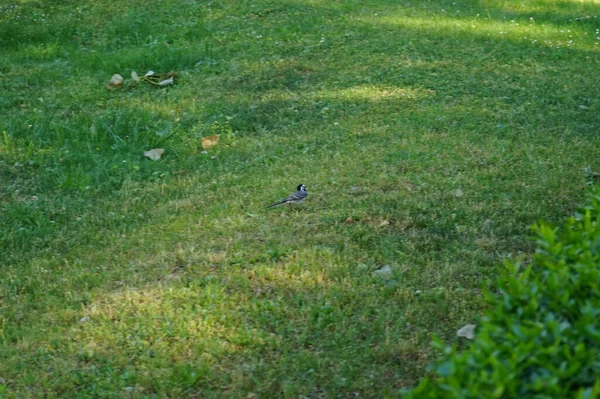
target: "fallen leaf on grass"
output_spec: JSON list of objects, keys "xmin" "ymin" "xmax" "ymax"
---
[
  {"xmin": 158, "ymin": 77, "xmax": 174, "ymax": 86},
  {"xmin": 144, "ymin": 148, "xmax": 165, "ymax": 161},
  {"xmin": 457, "ymin": 324, "xmax": 476, "ymax": 339},
  {"xmin": 201, "ymin": 135, "xmax": 220, "ymax": 150},
  {"xmin": 106, "ymin": 74, "xmax": 124, "ymax": 90},
  {"xmin": 373, "ymin": 265, "xmax": 393, "ymax": 279},
  {"xmin": 378, "ymin": 219, "xmax": 390, "ymax": 227},
  {"xmin": 131, "ymin": 71, "xmax": 140, "ymax": 82},
  {"xmin": 107, "ymin": 70, "xmax": 177, "ymax": 89}
]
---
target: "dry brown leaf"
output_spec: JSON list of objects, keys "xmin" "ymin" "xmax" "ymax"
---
[
  {"xmin": 378, "ymin": 219, "xmax": 390, "ymax": 227},
  {"xmin": 143, "ymin": 148, "xmax": 165, "ymax": 161},
  {"xmin": 201, "ymin": 135, "xmax": 220, "ymax": 150},
  {"xmin": 345, "ymin": 216, "xmax": 354, "ymax": 224},
  {"xmin": 106, "ymin": 74, "xmax": 124, "ymax": 90}
]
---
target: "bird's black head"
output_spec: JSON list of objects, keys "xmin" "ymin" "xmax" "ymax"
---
[{"xmin": 297, "ymin": 184, "xmax": 307, "ymax": 191}]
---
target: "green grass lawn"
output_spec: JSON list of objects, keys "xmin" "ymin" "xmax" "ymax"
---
[{"xmin": 1, "ymin": 0, "xmax": 599, "ymax": 397}]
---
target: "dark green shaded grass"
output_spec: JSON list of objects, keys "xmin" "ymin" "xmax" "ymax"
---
[{"xmin": 1, "ymin": 0, "xmax": 599, "ymax": 397}]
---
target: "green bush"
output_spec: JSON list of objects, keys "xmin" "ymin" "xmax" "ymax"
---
[{"xmin": 404, "ymin": 190, "xmax": 600, "ymax": 399}]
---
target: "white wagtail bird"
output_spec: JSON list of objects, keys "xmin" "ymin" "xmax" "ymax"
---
[{"xmin": 267, "ymin": 184, "xmax": 308, "ymax": 208}]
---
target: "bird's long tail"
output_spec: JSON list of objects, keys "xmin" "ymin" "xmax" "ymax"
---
[{"xmin": 267, "ymin": 200, "xmax": 288, "ymax": 208}]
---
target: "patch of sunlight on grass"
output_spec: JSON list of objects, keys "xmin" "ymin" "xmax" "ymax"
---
[
  {"xmin": 561, "ymin": 0, "xmax": 600, "ymax": 4},
  {"xmin": 115, "ymin": 96, "xmax": 200, "ymax": 118},
  {"xmin": 251, "ymin": 85, "xmax": 429, "ymax": 105},
  {"xmin": 244, "ymin": 262, "xmax": 333, "ymax": 293},
  {"xmin": 376, "ymin": 14, "xmax": 597, "ymax": 51},
  {"xmin": 119, "ymin": 84, "xmax": 428, "ymax": 125},
  {"xmin": 72, "ymin": 250, "xmax": 339, "ymax": 357},
  {"xmin": 482, "ymin": 0, "xmax": 600, "ymax": 13},
  {"xmin": 78, "ymin": 285, "xmax": 244, "ymax": 354},
  {"xmin": 316, "ymin": 85, "xmax": 426, "ymax": 102},
  {"xmin": 114, "ymin": 94, "xmax": 220, "ymax": 126}
]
